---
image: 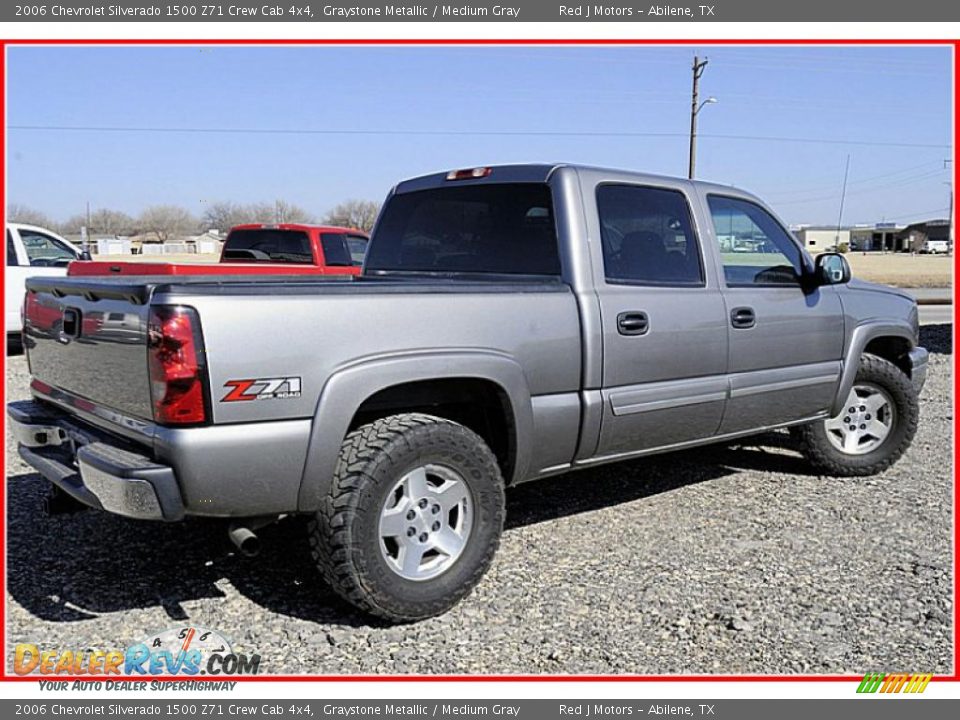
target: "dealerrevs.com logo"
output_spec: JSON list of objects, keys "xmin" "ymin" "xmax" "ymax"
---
[
  {"xmin": 856, "ymin": 673, "xmax": 932, "ymax": 694},
  {"xmin": 14, "ymin": 627, "xmax": 261, "ymax": 676}
]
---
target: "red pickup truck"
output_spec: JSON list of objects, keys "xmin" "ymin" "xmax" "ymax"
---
[{"xmin": 68, "ymin": 224, "xmax": 369, "ymax": 277}]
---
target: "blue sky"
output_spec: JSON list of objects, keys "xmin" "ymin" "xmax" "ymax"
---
[{"xmin": 6, "ymin": 45, "xmax": 953, "ymax": 226}]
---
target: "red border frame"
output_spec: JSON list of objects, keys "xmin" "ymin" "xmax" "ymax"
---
[{"xmin": 0, "ymin": 36, "xmax": 956, "ymax": 684}]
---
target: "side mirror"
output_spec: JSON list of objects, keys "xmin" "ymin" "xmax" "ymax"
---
[
  {"xmin": 79, "ymin": 250, "xmax": 92, "ymax": 261},
  {"xmin": 814, "ymin": 252, "xmax": 851, "ymax": 286}
]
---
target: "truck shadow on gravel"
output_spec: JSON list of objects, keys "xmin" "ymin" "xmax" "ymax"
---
[
  {"xmin": 4, "ymin": 431, "xmax": 820, "ymax": 629},
  {"xmin": 919, "ymin": 323, "xmax": 951, "ymax": 354},
  {"xmin": 6, "ymin": 323, "xmax": 951, "ymax": 630}
]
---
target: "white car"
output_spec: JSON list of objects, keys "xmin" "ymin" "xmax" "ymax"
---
[{"xmin": 6, "ymin": 223, "xmax": 86, "ymax": 340}]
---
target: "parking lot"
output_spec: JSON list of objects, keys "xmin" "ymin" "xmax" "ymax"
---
[{"xmin": 4, "ymin": 324, "xmax": 954, "ymax": 676}]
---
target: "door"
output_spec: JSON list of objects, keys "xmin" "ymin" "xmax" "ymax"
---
[
  {"xmin": 590, "ymin": 182, "xmax": 729, "ymax": 459},
  {"xmin": 703, "ymin": 194, "xmax": 844, "ymax": 434},
  {"xmin": 6, "ymin": 227, "xmax": 80, "ymax": 334}
]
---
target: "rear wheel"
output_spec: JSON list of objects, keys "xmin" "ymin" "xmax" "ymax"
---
[
  {"xmin": 309, "ymin": 413, "xmax": 505, "ymax": 622},
  {"xmin": 794, "ymin": 353, "xmax": 918, "ymax": 476}
]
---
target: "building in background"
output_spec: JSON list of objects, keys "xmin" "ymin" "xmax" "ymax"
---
[
  {"xmin": 792, "ymin": 220, "xmax": 951, "ymax": 253},
  {"xmin": 849, "ymin": 223, "xmax": 905, "ymax": 252},
  {"xmin": 792, "ymin": 226, "xmax": 852, "ymax": 253},
  {"xmin": 897, "ymin": 219, "xmax": 951, "ymax": 253}
]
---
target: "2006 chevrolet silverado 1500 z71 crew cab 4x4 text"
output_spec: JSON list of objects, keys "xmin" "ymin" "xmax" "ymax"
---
[{"xmin": 8, "ymin": 164, "xmax": 928, "ymax": 622}]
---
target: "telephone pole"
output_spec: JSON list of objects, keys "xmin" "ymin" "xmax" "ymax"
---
[
  {"xmin": 946, "ymin": 159, "xmax": 954, "ymax": 249},
  {"xmin": 688, "ymin": 56, "xmax": 714, "ymax": 179},
  {"xmin": 835, "ymin": 155, "xmax": 851, "ymax": 247}
]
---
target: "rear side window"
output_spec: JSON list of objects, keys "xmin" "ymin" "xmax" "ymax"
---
[
  {"xmin": 7, "ymin": 230, "xmax": 19, "ymax": 266},
  {"xmin": 596, "ymin": 184, "xmax": 704, "ymax": 286},
  {"xmin": 222, "ymin": 229, "xmax": 313, "ymax": 264},
  {"xmin": 320, "ymin": 234, "xmax": 353, "ymax": 267},
  {"xmin": 365, "ymin": 184, "xmax": 560, "ymax": 276}
]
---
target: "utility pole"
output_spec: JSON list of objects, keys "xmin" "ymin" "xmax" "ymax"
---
[
  {"xmin": 688, "ymin": 55, "xmax": 711, "ymax": 179},
  {"xmin": 835, "ymin": 155, "xmax": 851, "ymax": 248},
  {"xmin": 946, "ymin": 182, "xmax": 954, "ymax": 248},
  {"xmin": 83, "ymin": 200, "xmax": 91, "ymax": 253},
  {"xmin": 946, "ymin": 159, "xmax": 954, "ymax": 249}
]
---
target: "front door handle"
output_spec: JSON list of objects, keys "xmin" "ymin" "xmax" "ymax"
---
[
  {"xmin": 730, "ymin": 306, "xmax": 756, "ymax": 329},
  {"xmin": 617, "ymin": 311, "xmax": 649, "ymax": 336}
]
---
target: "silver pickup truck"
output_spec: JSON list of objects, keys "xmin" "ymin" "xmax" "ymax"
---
[{"xmin": 9, "ymin": 164, "xmax": 927, "ymax": 622}]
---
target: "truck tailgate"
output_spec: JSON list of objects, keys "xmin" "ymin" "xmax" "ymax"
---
[{"xmin": 23, "ymin": 276, "xmax": 155, "ymax": 422}]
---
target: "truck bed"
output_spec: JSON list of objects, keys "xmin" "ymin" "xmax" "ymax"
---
[{"xmin": 23, "ymin": 273, "xmax": 578, "ymax": 432}]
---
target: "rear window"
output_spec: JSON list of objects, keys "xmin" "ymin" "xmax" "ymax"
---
[
  {"xmin": 222, "ymin": 229, "xmax": 313, "ymax": 264},
  {"xmin": 365, "ymin": 184, "xmax": 560, "ymax": 276}
]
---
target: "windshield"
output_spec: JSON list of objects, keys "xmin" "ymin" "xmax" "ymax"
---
[
  {"xmin": 365, "ymin": 183, "xmax": 560, "ymax": 276},
  {"xmin": 222, "ymin": 229, "xmax": 313, "ymax": 264}
]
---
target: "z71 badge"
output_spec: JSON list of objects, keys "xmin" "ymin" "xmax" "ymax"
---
[{"xmin": 221, "ymin": 377, "xmax": 302, "ymax": 402}]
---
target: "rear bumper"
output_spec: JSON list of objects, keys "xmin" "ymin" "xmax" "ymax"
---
[
  {"xmin": 7, "ymin": 400, "xmax": 184, "ymax": 521},
  {"xmin": 909, "ymin": 346, "xmax": 929, "ymax": 394}
]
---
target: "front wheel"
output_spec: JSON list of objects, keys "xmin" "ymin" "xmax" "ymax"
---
[
  {"xmin": 794, "ymin": 353, "xmax": 919, "ymax": 477},
  {"xmin": 309, "ymin": 413, "xmax": 505, "ymax": 622}
]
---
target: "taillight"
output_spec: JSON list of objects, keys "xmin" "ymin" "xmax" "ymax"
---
[
  {"xmin": 446, "ymin": 167, "xmax": 492, "ymax": 181},
  {"xmin": 147, "ymin": 306, "xmax": 208, "ymax": 425}
]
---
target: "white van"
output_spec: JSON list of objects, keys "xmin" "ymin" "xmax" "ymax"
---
[
  {"xmin": 6, "ymin": 223, "xmax": 86, "ymax": 340},
  {"xmin": 923, "ymin": 239, "xmax": 950, "ymax": 255}
]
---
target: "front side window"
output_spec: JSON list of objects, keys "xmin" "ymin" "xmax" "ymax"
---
[
  {"xmin": 597, "ymin": 184, "xmax": 704, "ymax": 286},
  {"xmin": 346, "ymin": 235, "xmax": 369, "ymax": 266},
  {"xmin": 366, "ymin": 183, "xmax": 560, "ymax": 276},
  {"xmin": 707, "ymin": 195, "xmax": 803, "ymax": 287},
  {"xmin": 19, "ymin": 229, "xmax": 77, "ymax": 267}
]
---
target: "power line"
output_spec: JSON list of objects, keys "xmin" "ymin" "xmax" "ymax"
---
[
  {"xmin": 762, "ymin": 160, "xmax": 944, "ymax": 197},
  {"xmin": 7, "ymin": 124, "xmax": 951, "ymax": 150},
  {"xmin": 772, "ymin": 169, "xmax": 947, "ymax": 205},
  {"xmin": 878, "ymin": 206, "xmax": 950, "ymax": 222}
]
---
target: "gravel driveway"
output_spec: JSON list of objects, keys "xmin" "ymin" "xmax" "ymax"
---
[{"xmin": 5, "ymin": 325, "xmax": 954, "ymax": 675}]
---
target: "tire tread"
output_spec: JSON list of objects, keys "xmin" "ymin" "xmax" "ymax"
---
[
  {"xmin": 308, "ymin": 413, "xmax": 504, "ymax": 622},
  {"xmin": 795, "ymin": 353, "xmax": 919, "ymax": 477}
]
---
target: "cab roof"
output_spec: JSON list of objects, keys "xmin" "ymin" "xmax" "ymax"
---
[
  {"xmin": 228, "ymin": 223, "xmax": 368, "ymax": 236},
  {"xmin": 394, "ymin": 163, "xmax": 761, "ymax": 203}
]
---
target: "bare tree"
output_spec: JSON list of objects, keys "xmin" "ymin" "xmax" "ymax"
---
[
  {"xmin": 202, "ymin": 201, "xmax": 253, "ymax": 233},
  {"xmin": 138, "ymin": 205, "xmax": 197, "ymax": 243},
  {"xmin": 59, "ymin": 215, "xmax": 88, "ymax": 235},
  {"xmin": 273, "ymin": 200, "xmax": 314, "ymax": 224},
  {"xmin": 7, "ymin": 204, "xmax": 56, "ymax": 229},
  {"xmin": 90, "ymin": 208, "xmax": 136, "ymax": 236},
  {"xmin": 61, "ymin": 208, "xmax": 137, "ymax": 236},
  {"xmin": 202, "ymin": 200, "xmax": 315, "ymax": 232},
  {"xmin": 323, "ymin": 199, "xmax": 381, "ymax": 232}
]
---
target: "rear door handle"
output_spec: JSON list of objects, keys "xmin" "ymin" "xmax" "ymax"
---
[
  {"xmin": 730, "ymin": 306, "xmax": 756, "ymax": 329},
  {"xmin": 617, "ymin": 311, "xmax": 649, "ymax": 336}
]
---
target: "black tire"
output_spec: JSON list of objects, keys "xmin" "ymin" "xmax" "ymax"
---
[
  {"xmin": 794, "ymin": 353, "xmax": 918, "ymax": 477},
  {"xmin": 308, "ymin": 413, "xmax": 505, "ymax": 622}
]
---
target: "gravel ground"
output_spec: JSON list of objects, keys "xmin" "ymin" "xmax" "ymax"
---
[{"xmin": 5, "ymin": 325, "xmax": 954, "ymax": 675}]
